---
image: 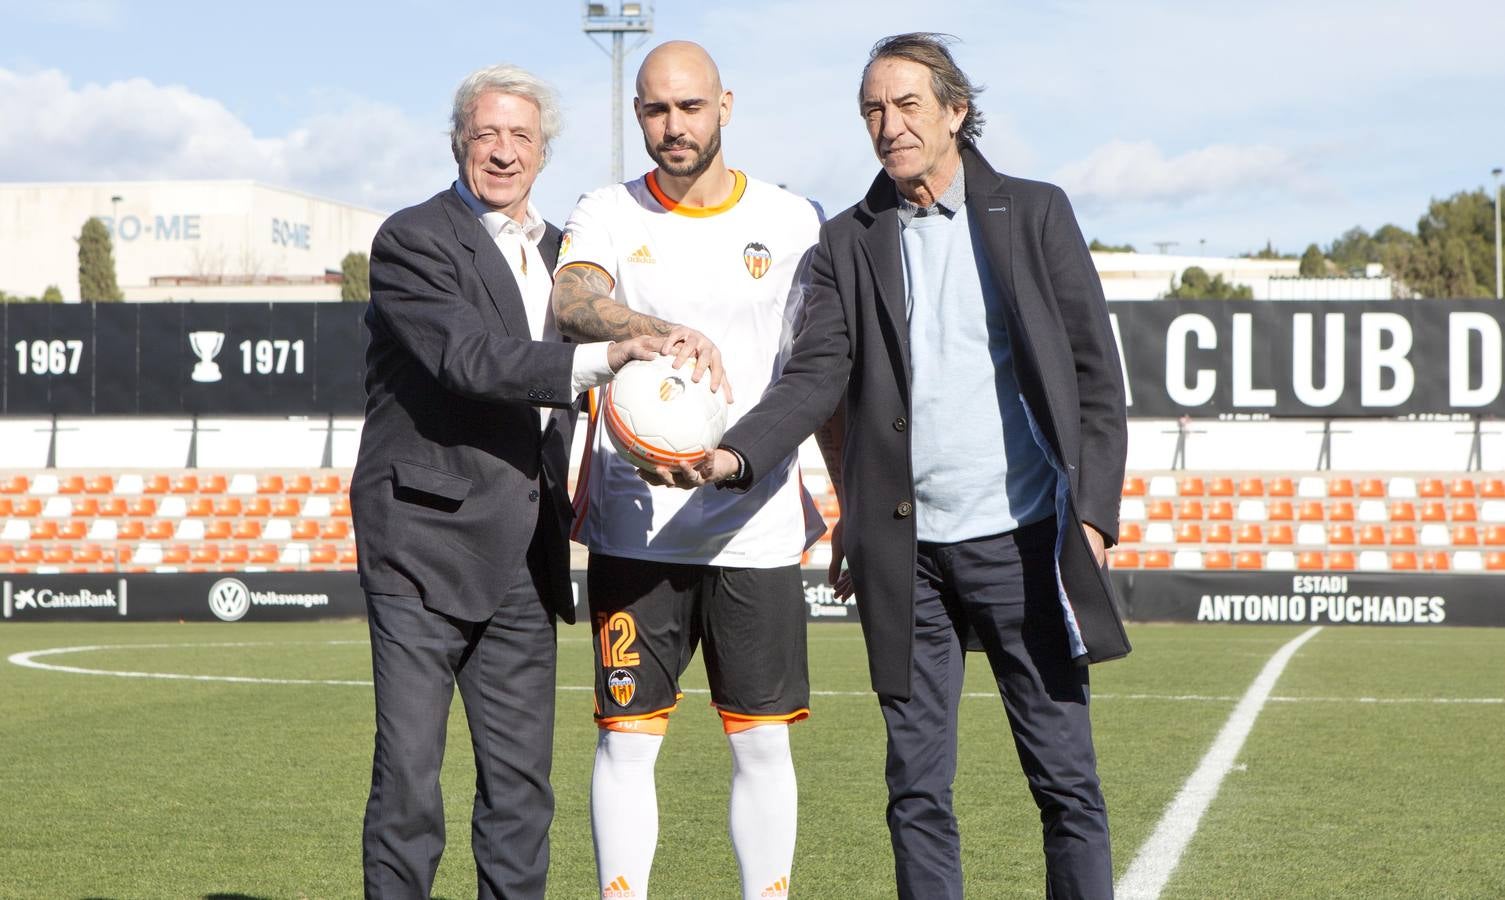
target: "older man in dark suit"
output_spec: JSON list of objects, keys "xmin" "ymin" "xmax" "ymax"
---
[
  {"xmin": 696, "ymin": 33, "xmax": 1130, "ymax": 900},
  {"xmin": 350, "ymin": 64, "xmax": 658, "ymax": 899}
]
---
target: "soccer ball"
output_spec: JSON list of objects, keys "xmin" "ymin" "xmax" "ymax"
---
[{"xmin": 603, "ymin": 355, "xmax": 728, "ymax": 473}]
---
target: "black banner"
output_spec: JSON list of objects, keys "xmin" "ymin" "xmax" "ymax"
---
[
  {"xmin": 1110, "ymin": 570, "xmax": 1505, "ymax": 627},
  {"xmin": 1, "ymin": 572, "xmax": 366, "ymax": 622},
  {"xmin": 1110, "ymin": 300, "xmax": 1505, "ymax": 417},
  {"xmin": 1, "ymin": 302, "xmax": 367, "ymax": 416}
]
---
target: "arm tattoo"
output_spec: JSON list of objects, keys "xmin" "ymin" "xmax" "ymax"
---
[
  {"xmin": 815, "ymin": 402, "xmax": 846, "ymax": 500},
  {"xmin": 552, "ymin": 265, "xmax": 674, "ymax": 341}
]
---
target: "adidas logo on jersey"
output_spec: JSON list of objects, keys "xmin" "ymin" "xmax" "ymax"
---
[
  {"xmin": 761, "ymin": 876, "xmax": 790, "ymax": 897},
  {"xmin": 627, "ymin": 244, "xmax": 655, "ymax": 264},
  {"xmin": 603, "ymin": 875, "xmax": 637, "ymax": 898}
]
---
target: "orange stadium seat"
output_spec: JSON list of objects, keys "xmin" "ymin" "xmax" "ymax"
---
[
  {"xmin": 1142, "ymin": 550, "xmax": 1172, "ymax": 569},
  {"xmin": 143, "ymin": 475, "xmax": 171, "ymax": 494},
  {"xmin": 127, "ymin": 498, "xmax": 157, "ymax": 517},
  {"xmin": 338, "ymin": 544, "xmax": 359, "ymax": 566},
  {"xmin": 1486, "ymin": 552, "xmax": 1505, "ymax": 571},
  {"xmin": 1452, "ymin": 525, "xmax": 1480, "ymax": 545},
  {"xmin": 186, "ymin": 498, "xmax": 214, "ymax": 517},
  {"xmin": 1419, "ymin": 478, "xmax": 1446, "ymax": 498},
  {"xmin": 0, "ymin": 498, "xmax": 10, "ymax": 517},
  {"xmin": 310, "ymin": 544, "xmax": 338, "ymax": 566},
  {"xmin": 1359, "ymin": 524, "xmax": 1387, "ymax": 545},
  {"xmin": 145, "ymin": 520, "xmax": 174, "ymax": 540},
  {"xmin": 214, "ymin": 497, "xmax": 244, "ymax": 517},
  {"xmin": 74, "ymin": 544, "xmax": 104, "ymax": 565},
  {"xmin": 233, "ymin": 520, "xmax": 263, "ymax": 540},
  {"xmin": 1203, "ymin": 550, "xmax": 1233, "ymax": 569},
  {"xmin": 1452, "ymin": 501, "xmax": 1478, "ymax": 522},
  {"xmin": 204, "ymin": 520, "xmax": 232, "ymax": 541},
  {"xmin": 15, "ymin": 545, "xmax": 44, "ymax": 566},
  {"xmin": 1236, "ymin": 524, "xmax": 1263, "ymax": 544},
  {"xmin": 1237, "ymin": 477, "xmax": 1265, "ymax": 497},
  {"xmin": 1147, "ymin": 500, "xmax": 1174, "ymax": 520},
  {"xmin": 1329, "ymin": 550, "xmax": 1357, "ymax": 570},
  {"xmin": 171, "ymin": 475, "xmax": 199, "ymax": 494},
  {"xmin": 251, "ymin": 544, "xmax": 279, "ymax": 565},
  {"xmin": 331, "ymin": 496, "xmax": 352, "ymax": 517},
  {"xmin": 97, "ymin": 497, "xmax": 127, "ymax": 517},
  {"xmin": 0, "ymin": 475, "xmax": 28, "ymax": 494},
  {"xmin": 1484, "ymin": 525, "xmax": 1505, "ymax": 546},
  {"xmin": 257, "ymin": 475, "xmax": 285, "ymax": 494},
  {"xmin": 1390, "ymin": 524, "xmax": 1417, "ymax": 546},
  {"xmin": 57, "ymin": 475, "xmax": 86, "ymax": 494},
  {"xmin": 320, "ymin": 520, "xmax": 351, "ymax": 540},
  {"xmin": 1327, "ymin": 477, "xmax": 1354, "ymax": 497},
  {"xmin": 222, "ymin": 544, "xmax": 250, "ymax": 565},
  {"xmin": 162, "ymin": 545, "xmax": 190, "ymax": 565},
  {"xmin": 292, "ymin": 520, "xmax": 320, "ymax": 541},
  {"xmin": 1298, "ymin": 501, "xmax": 1325, "ymax": 521},
  {"xmin": 1419, "ymin": 501, "xmax": 1447, "ymax": 522},
  {"xmin": 1328, "ymin": 523, "xmax": 1355, "ymax": 544},
  {"xmin": 1177, "ymin": 499, "xmax": 1205, "ymax": 520},
  {"xmin": 1205, "ymin": 500, "xmax": 1233, "ymax": 520},
  {"xmin": 1268, "ymin": 500, "xmax": 1294, "ymax": 521},
  {"xmin": 272, "ymin": 498, "xmax": 301, "ymax": 517},
  {"xmin": 190, "ymin": 545, "xmax": 220, "ymax": 564},
  {"xmin": 0, "ymin": 545, "xmax": 16, "ymax": 565},
  {"xmin": 1205, "ymin": 523, "xmax": 1233, "ymax": 543},
  {"xmin": 1235, "ymin": 551, "xmax": 1263, "ymax": 569},
  {"xmin": 1328, "ymin": 500, "xmax": 1355, "ymax": 522},
  {"xmin": 70, "ymin": 497, "xmax": 99, "ymax": 517},
  {"xmin": 1267, "ymin": 524, "xmax": 1294, "ymax": 545},
  {"xmin": 1422, "ymin": 551, "xmax": 1450, "ymax": 571},
  {"xmin": 1121, "ymin": 476, "xmax": 1146, "ymax": 497},
  {"xmin": 1297, "ymin": 551, "xmax": 1325, "ymax": 570},
  {"xmin": 116, "ymin": 520, "xmax": 144, "ymax": 540},
  {"xmin": 285, "ymin": 475, "xmax": 313, "ymax": 494},
  {"xmin": 43, "ymin": 545, "xmax": 73, "ymax": 565},
  {"xmin": 1268, "ymin": 477, "xmax": 1295, "ymax": 497},
  {"xmin": 1483, "ymin": 479, "xmax": 1505, "ymax": 499},
  {"xmin": 1450, "ymin": 478, "xmax": 1478, "ymax": 497},
  {"xmin": 1109, "ymin": 549, "xmax": 1139, "ymax": 568},
  {"xmin": 1390, "ymin": 551, "xmax": 1418, "ymax": 571},
  {"xmin": 199, "ymin": 474, "xmax": 227, "ymax": 494},
  {"xmin": 1176, "ymin": 523, "xmax": 1202, "ymax": 543},
  {"xmin": 1358, "ymin": 478, "xmax": 1386, "ymax": 498},
  {"xmin": 242, "ymin": 497, "xmax": 272, "ymax": 517},
  {"xmin": 1178, "ymin": 476, "xmax": 1205, "ymax": 496},
  {"xmin": 1208, "ymin": 477, "xmax": 1235, "ymax": 497},
  {"xmin": 314, "ymin": 474, "xmax": 344, "ymax": 494},
  {"xmin": 85, "ymin": 475, "xmax": 114, "ymax": 494},
  {"xmin": 1389, "ymin": 501, "xmax": 1416, "ymax": 521},
  {"xmin": 11, "ymin": 497, "xmax": 41, "ymax": 517},
  {"xmin": 57, "ymin": 521, "xmax": 87, "ymax": 541},
  {"xmin": 30, "ymin": 521, "xmax": 58, "ymax": 541}
]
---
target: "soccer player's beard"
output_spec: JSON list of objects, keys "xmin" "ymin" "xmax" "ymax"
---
[{"xmin": 649, "ymin": 127, "xmax": 722, "ymax": 179}]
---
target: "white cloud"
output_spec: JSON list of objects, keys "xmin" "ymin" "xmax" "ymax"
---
[
  {"xmin": 0, "ymin": 67, "xmax": 450, "ymax": 212},
  {"xmin": 1052, "ymin": 139, "xmax": 1305, "ymax": 210}
]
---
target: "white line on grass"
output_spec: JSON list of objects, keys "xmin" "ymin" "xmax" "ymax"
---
[{"xmin": 1115, "ymin": 625, "xmax": 1324, "ymax": 900}]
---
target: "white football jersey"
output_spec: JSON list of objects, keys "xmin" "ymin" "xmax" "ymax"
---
[{"xmin": 558, "ymin": 169, "xmax": 824, "ymax": 567}]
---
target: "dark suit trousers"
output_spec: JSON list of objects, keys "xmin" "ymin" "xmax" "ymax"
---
[
  {"xmin": 880, "ymin": 519, "xmax": 1113, "ymax": 900},
  {"xmin": 362, "ymin": 545, "xmax": 558, "ymax": 900}
]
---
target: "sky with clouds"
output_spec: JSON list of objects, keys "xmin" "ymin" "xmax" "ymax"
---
[{"xmin": 1, "ymin": 0, "xmax": 1501, "ymax": 256}]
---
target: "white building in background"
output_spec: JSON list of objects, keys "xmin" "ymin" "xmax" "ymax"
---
[
  {"xmin": 1092, "ymin": 251, "xmax": 1393, "ymax": 301},
  {"xmin": 0, "ymin": 181, "xmax": 387, "ymax": 302}
]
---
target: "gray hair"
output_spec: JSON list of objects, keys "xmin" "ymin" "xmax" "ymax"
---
[
  {"xmin": 861, "ymin": 33, "xmax": 985, "ymax": 146},
  {"xmin": 449, "ymin": 64, "xmax": 562, "ymax": 165}
]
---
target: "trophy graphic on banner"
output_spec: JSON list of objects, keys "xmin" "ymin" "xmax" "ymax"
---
[{"xmin": 189, "ymin": 330, "xmax": 226, "ymax": 383}]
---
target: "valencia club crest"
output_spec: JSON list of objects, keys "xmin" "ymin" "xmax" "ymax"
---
[{"xmin": 743, "ymin": 242, "xmax": 772, "ymax": 279}]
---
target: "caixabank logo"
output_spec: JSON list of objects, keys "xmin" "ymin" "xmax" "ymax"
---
[
  {"xmin": 207, "ymin": 577, "xmax": 331, "ymax": 622},
  {"xmin": 3, "ymin": 580, "xmax": 123, "ymax": 618}
]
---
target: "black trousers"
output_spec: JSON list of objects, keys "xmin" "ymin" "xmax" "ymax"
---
[
  {"xmin": 881, "ymin": 519, "xmax": 1113, "ymax": 899},
  {"xmin": 362, "ymin": 554, "xmax": 558, "ymax": 899}
]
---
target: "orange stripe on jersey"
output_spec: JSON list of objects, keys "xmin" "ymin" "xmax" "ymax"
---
[
  {"xmin": 719, "ymin": 708, "xmax": 811, "ymax": 733},
  {"xmin": 646, "ymin": 169, "xmax": 747, "ymax": 218},
  {"xmin": 598, "ymin": 701, "xmax": 681, "ymax": 727},
  {"xmin": 557, "ymin": 260, "xmax": 615, "ymax": 289},
  {"xmin": 600, "ymin": 714, "xmax": 670, "ymax": 736},
  {"xmin": 571, "ymin": 388, "xmax": 601, "ymax": 541}
]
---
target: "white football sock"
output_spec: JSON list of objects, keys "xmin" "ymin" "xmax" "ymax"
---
[
  {"xmin": 592, "ymin": 728, "xmax": 664, "ymax": 899},
  {"xmin": 727, "ymin": 724, "xmax": 798, "ymax": 899}
]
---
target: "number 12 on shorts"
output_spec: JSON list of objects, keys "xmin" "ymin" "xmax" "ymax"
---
[{"xmin": 597, "ymin": 611, "xmax": 641, "ymax": 668}]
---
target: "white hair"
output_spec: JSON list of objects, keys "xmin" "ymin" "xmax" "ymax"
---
[{"xmin": 449, "ymin": 64, "xmax": 562, "ymax": 166}]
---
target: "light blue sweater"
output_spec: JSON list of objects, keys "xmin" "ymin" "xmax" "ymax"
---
[{"xmin": 901, "ymin": 192, "xmax": 1056, "ymax": 543}]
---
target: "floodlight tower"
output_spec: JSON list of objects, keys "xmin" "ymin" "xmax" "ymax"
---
[{"xmin": 583, "ymin": 2, "xmax": 654, "ymax": 184}]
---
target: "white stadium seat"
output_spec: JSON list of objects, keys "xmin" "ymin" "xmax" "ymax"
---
[
  {"xmin": 1357, "ymin": 500, "xmax": 1387, "ymax": 523},
  {"xmin": 1358, "ymin": 550, "xmax": 1390, "ymax": 571}
]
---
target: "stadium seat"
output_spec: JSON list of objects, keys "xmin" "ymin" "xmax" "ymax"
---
[
  {"xmin": 1452, "ymin": 501, "xmax": 1479, "ymax": 522},
  {"xmin": 1146, "ymin": 500, "xmax": 1174, "ymax": 520},
  {"xmin": 1418, "ymin": 478, "xmax": 1446, "ymax": 498},
  {"xmin": 143, "ymin": 474, "xmax": 170, "ymax": 494},
  {"xmin": 30, "ymin": 521, "xmax": 57, "ymax": 540},
  {"xmin": 30, "ymin": 474, "xmax": 59, "ymax": 494},
  {"xmin": 15, "ymin": 545, "xmax": 43, "ymax": 566},
  {"xmin": 1267, "ymin": 524, "xmax": 1294, "ymax": 545},
  {"xmin": 1207, "ymin": 500, "xmax": 1234, "ymax": 520},
  {"xmin": 1297, "ymin": 551, "xmax": 1324, "ymax": 570},
  {"xmin": 233, "ymin": 520, "xmax": 263, "ymax": 540},
  {"xmin": 1484, "ymin": 525, "xmax": 1505, "ymax": 546},
  {"xmin": 43, "ymin": 545, "xmax": 72, "ymax": 565},
  {"xmin": 314, "ymin": 474, "xmax": 343, "ymax": 494},
  {"xmin": 1205, "ymin": 523, "xmax": 1233, "ymax": 543},
  {"xmin": 41, "ymin": 497, "xmax": 71, "ymax": 518},
  {"xmin": 1208, "ymin": 477, "xmax": 1235, "ymax": 497},
  {"xmin": 1235, "ymin": 550, "xmax": 1263, "ymax": 569},
  {"xmin": 257, "ymin": 475, "xmax": 285, "ymax": 494},
  {"xmin": 1389, "ymin": 551, "xmax": 1419, "ymax": 571},
  {"xmin": 204, "ymin": 520, "xmax": 232, "ymax": 541},
  {"xmin": 1147, "ymin": 475, "xmax": 1178, "ymax": 497},
  {"xmin": 1296, "ymin": 524, "xmax": 1326, "ymax": 546},
  {"xmin": 1268, "ymin": 477, "xmax": 1295, "ymax": 497},
  {"xmin": 1177, "ymin": 476, "xmax": 1205, "ymax": 496},
  {"xmin": 170, "ymin": 475, "xmax": 199, "ymax": 494},
  {"xmin": 292, "ymin": 520, "xmax": 320, "ymax": 541},
  {"xmin": 227, "ymin": 473, "xmax": 259, "ymax": 495},
  {"xmin": 1357, "ymin": 550, "xmax": 1389, "ymax": 571},
  {"xmin": 11, "ymin": 498, "xmax": 41, "ymax": 518},
  {"xmin": 68, "ymin": 498, "xmax": 96, "ymax": 518},
  {"xmin": 1268, "ymin": 500, "xmax": 1294, "ymax": 521},
  {"xmin": 1298, "ymin": 501, "xmax": 1325, "ymax": 521},
  {"xmin": 1453, "ymin": 551, "xmax": 1484, "ymax": 571},
  {"xmin": 1388, "ymin": 477, "xmax": 1417, "ymax": 498},
  {"xmin": 1450, "ymin": 477, "xmax": 1478, "ymax": 497},
  {"xmin": 272, "ymin": 498, "xmax": 301, "ymax": 517},
  {"xmin": 244, "ymin": 497, "xmax": 273, "ymax": 518},
  {"xmin": 310, "ymin": 544, "xmax": 338, "ymax": 566},
  {"xmin": 1144, "ymin": 523, "xmax": 1175, "ymax": 544},
  {"xmin": 1175, "ymin": 523, "xmax": 1202, "ymax": 543},
  {"xmin": 1419, "ymin": 524, "xmax": 1450, "ymax": 547},
  {"xmin": 200, "ymin": 474, "xmax": 227, "ymax": 494},
  {"xmin": 1388, "ymin": 501, "xmax": 1416, "ymax": 521},
  {"xmin": 1120, "ymin": 498, "xmax": 1146, "ymax": 521},
  {"xmin": 338, "ymin": 544, "xmax": 359, "ymax": 565},
  {"xmin": 0, "ymin": 476, "xmax": 27, "ymax": 494},
  {"xmin": 175, "ymin": 520, "xmax": 205, "ymax": 541},
  {"xmin": 87, "ymin": 517, "xmax": 117, "ymax": 540},
  {"xmin": 1483, "ymin": 479, "xmax": 1505, "ymax": 499},
  {"xmin": 213, "ymin": 497, "xmax": 243, "ymax": 517},
  {"xmin": 117, "ymin": 520, "xmax": 144, "ymax": 540},
  {"xmin": 0, "ymin": 498, "xmax": 10, "ymax": 517},
  {"xmin": 186, "ymin": 498, "xmax": 214, "ymax": 517},
  {"xmin": 145, "ymin": 520, "xmax": 174, "ymax": 540},
  {"xmin": 127, "ymin": 498, "xmax": 157, "ymax": 517},
  {"xmin": 1357, "ymin": 500, "xmax": 1387, "ymax": 522},
  {"xmin": 1236, "ymin": 523, "xmax": 1263, "ymax": 544},
  {"xmin": 1203, "ymin": 550, "xmax": 1233, "ymax": 569},
  {"xmin": 1329, "ymin": 500, "xmax": 1355, "ymax": 522},
  {"xmin": 1297, "ymin": 476, "xmax": 1326, "ymax": 498},
  {"xmin": 1142, "ymin": 550, "xmax": 1172, "ymax": 569},
  {"xmin": 1358, "ymin": 478, "xmax": 1386, "ymax": 498},
  {"xmin": 222, "ymin": 544, "xmax": 250, "ymax": 565},
  {"xmin": 330, "ymin": 496, "xmax": 352, "ymax": 518},
  {"xmin": 1328, "ymin": 550, "xmax": 1357, "ymax": 570},
  {"xmin": 279, "ymin": 543, "xmax": 311, "ymax": 566},
  {"xmin": 85, "ymin": 475, "xmax": 114, "ymax": 494},
  {"xmin": 1419, "ymin": 501, "xmax": 1447, "ymax": 522},
  {"xmin": 191, "ymin": 544, "xmax": 221, "ymax": 564},
  {"xmin": 320, "ymin": 520, "xmax": 351, "ymax": 540},
  {"xmin": 1389, "ymin": 524, "xmax": 1417, "ymax": 546},
  {"xmin": 1237, "ymin": 477, "xmax": 1265, "ymax": 497},
  {"xmin": 250, "ymin": 544, "xmax": 279, "ymax": 565},
  {"xmin": 1359, "ymin": 524, "xmax": 1387, "ymax": 545},
  {"xmin": 1483, "ymin": 501, "xmax": 1505, "ymax": 523},
  {"xmin": 300, "ymin": 496, "xmax": 332, "ymax": 518},
  {"xmin": 1327, "ymin": 477, "xmax": 1354, "ymax": 497},
  {"xmin": 57, "ymin": 475, "xmax": 85, "ymax": 494},
  {"xmin": 156, "ymin": 497, "xmax": 187, "ymax": 518},
  {"xmin": 162, "ymin": 545, "xmax": 190, "ymax": 565},
  {"xmin": 1236, "ymin": 500, "xmax": 1268, "ymax": 521},
  {"xmin": 1109, "ymin": 549, "xmax": 1140, "ymax": 568},
  {"xmin": 262, "ymin": 520, "xmax": 293, "ymax": 541},
  {"xmin": 1121, "ymin": 476, "xmax": 1146, "ymax": 497},
  {"xmin": 0, "ymin": 545, "xmax": 14, "ymax": 565},
  {"xmin": 57, "ymin": 520, "xmax": 87, "ymax": 541},
  {"xmin": 1422, "ymin": 551, "xmax": 1450, "ymax": 571},
  {"xmin": 1452, "ymin": 525, "xmax": 1480, "ymax": 545},
  {"xmin": 285, "ymin": 475, "xmax": 313, "ymax": 494},
  {"xmin": 1177, "ymin": 499, "xmax": 1204, "ymax": 520},
  {"xmin": 97, "ymin": 497, "xmax": 127, "ymax": 517},
  {"xmin": 1486, "ymin": 552, "xmax": 1505, "ymax": 571},
  {"xmin": 1172, "ymin": 550, "xmax": 1203, "ymax": 569},
  {"xmin": 1118, "ymin": 522, "xmax": 1143, "ymax": 543}
]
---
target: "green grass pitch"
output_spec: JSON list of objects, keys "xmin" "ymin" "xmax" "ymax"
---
[{"xmin": 1, "ymin": 620, "xmax": 1502, "ymax": 898}]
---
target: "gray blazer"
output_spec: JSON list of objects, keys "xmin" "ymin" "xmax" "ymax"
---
[
  {"xmin": 351, "ymin": 187, "xmax": 579, "ymax": 623},
  {"xmin": 722, "ymin": 146, "xmax": 1130, "ymax": 699}
]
